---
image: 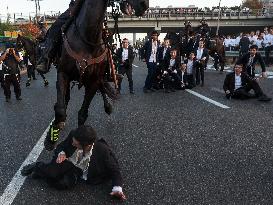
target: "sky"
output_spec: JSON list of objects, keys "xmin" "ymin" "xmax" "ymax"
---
[{"xmin": 0, "ymin": 0, "xmax": 243, "ymax": 18}]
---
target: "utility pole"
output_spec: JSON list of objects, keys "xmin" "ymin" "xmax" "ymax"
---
[{"xmin": 216, "ymin": 0, "xmax": 222, "ymax": 36}]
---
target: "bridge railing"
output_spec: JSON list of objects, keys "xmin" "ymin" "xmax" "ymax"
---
[{"xmin": 106, "ymin": 9, "xmax": 272, "ymax": 20}]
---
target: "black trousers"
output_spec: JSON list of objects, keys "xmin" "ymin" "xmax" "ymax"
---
[
  {"xmin": 27, "ymin": 65, "xmax": 36, "ymax": 80},
  {"xmin": 231, "ymin": 80, "xmax": 264, "ymax": 100},
  {"xmin": 34, "ymin": 160, "xmax": 83, "ymax": 190},
  {"xmin": 265, "ymin": 45, "xmax": 273, "ymax": 65},
  {"xmin": 213, "ymin": 53, "xmax": 225, "ymax": 71},
  {"xmin": 0, "ymin": 70, "xmax": 4, "ymax": 88},
  {"xmin": 196, "ymin": 61, "xmax": 205, "ymax": 84},
  {"xmin": 186, "ymin": 74, "xmax": 196, "ymax": 88},
  {"xmin": 118, "ymin": 64, "xmax": 133, "ymax": 91},
  {"xmin": 3, "ymin": 74, "xmax": 21, "ymax": 98}
]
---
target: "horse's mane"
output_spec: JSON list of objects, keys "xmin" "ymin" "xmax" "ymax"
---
[{"xmin": 70, "ymin": 0, "xmax": 85, "ymax": 18}]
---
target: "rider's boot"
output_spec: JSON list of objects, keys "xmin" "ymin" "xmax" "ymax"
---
[{"xmin": 44, "ymin": 123, "xmax": 60, "ymax": 151}]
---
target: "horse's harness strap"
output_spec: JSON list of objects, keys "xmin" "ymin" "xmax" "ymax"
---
[{"xmin": 63, "ymin": 36, "xmax": 108, "ymax": 69}]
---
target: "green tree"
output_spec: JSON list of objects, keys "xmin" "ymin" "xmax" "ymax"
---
[{"xmin": 0, "ymin": 22, "xmax": 15, "ymax": 36}]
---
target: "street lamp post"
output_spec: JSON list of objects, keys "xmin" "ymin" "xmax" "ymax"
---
[{"xmin": 216, "ymin": 0, "xmax": 222, "ymax": 36}]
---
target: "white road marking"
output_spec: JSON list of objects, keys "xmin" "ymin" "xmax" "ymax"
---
[
  {"xmin": 0, "ymin": 119, "xmax": 54, "ymax": 205},
  {"xmin": 186, "ymin": 89, "xmax": 230, "ymax": 109},
  {"xmin": 132, "ymin": 64, "xmax": 139, "ymax": 68}
]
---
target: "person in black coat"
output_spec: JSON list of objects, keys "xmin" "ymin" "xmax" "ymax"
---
[
  {"xmin": 184, "ymin": 52, "xmax": 198, "ymax": 88},
  {"xmin": 116, "ymin": 38, "xmax": 135, "ymax": 94},
  {"xmin": 237, "ymin": 45, "xmax": 267, "ymax": 78},
  {"xmin": 143, "ymin": 30, "xmax": 160, "ymax": 93},
  {"xmin": 239, "ymin": 33, "xmax": 250, "ymax": 57},
  {"xmin": 0, "ymin": 45, "xmax": 24, "ymax": 102},
  {"xmin": 194, "ymin": 40, "xmax": 209, "ymax": 86},
  {"xmin": 21, "ymin": 125, "xmax": 126, "ymax": 201},
  {"xmin": 223, "ymin": 64, "xmax": 271, "ymax": 101},
  {"xmin": 162, "ymin": 48, "xmax": 181, "ymax": 92}
]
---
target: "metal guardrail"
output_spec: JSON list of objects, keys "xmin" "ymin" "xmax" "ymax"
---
[{"xmin": 225, "ymin": 51, "xmax": 273, "ymax": 57}]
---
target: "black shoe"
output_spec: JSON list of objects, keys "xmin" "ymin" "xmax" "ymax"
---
[
  {"xmin": 164, "ymin": 89, "xmax": 171, "ymax": 93},
  {"xmin": 33, "ymin": 78, "xmax": 37, "ymax": 80},
  {"xmin": 44, "ymin": 80, "xmax": 49, "ymax": 87},
  {"xmin": 26, "ymin": 81, "xmax": 31, "ymax": 87},
  {"xmin": 21, "ymin": 163, "xmax": 37, "ymax": 176},
  {"xmin": 16, "ymin": 97, "xmax": 22, "ymax": 100},
  {"xmin": 6, "ymin": 97, "xmax": 10, "ymax": 102},
  {"xmin": 258, "ymin": 95, "xmax": 272, "ymax": 102},
  {"xmin": 150, "ymin": 88, "xmax": 156, "ymax": 92},
  {"xmin": 130, "ymin": 90, "xmax": 135, "ymax": 94}
]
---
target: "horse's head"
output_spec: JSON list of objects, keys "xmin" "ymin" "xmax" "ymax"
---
[
  {"xmin": 119, "ymin": 0, "xmax": 149, "ymax": 16},
  {"xmin": 16, "ymin": 34, "xmax": 24, "ymax": 50}
]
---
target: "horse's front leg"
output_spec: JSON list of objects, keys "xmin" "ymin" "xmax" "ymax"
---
[
  {"xmin": 78, "ymin": 85, "xmax": 98, "ymax": 126},
  {"xmin": 54, "ymin": 71, "xmax": 69, "ymax": 127},
  {"xmin": 44, "ymin": 71, "xmax": 69, "ymax": 151}
]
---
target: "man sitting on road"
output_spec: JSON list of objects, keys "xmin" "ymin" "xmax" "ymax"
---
[
  {"xmin": 21, "ymin": 125, "xmax": 126, "ymax": 201},
  {"xmin": 223, "ymin": 64, "xmax": 271, "ymax": 102},
  {"xmin": 237, "ymin": 45, "xmax": 267, "ymax": 78}
]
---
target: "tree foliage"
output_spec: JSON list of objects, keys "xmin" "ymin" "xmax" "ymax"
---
[
  {"xmin": 19, "ymin": 23, "xmax": 40, "ymax": 39},
  {"xmin": 242, "ymin": 0, "xmax": 263, "ymax": 10},
  {"xmin": 0, "ymin": 22, "xmax": 16, "ymax": 36}
]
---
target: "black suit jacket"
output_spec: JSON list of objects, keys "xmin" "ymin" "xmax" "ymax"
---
[
  {"xmin": 239, "ymin": 36, "xmax": 250, "ymax": 54},
  {"xmin": 143, "ymin": 40, "xmax": 160, "ymax": 63},
  {"xmin": 163, "ymin": 56, "xmax": 181, "ymax": 72},
  {"xmin": 223, "ymin": 72, "xmax": 253, "ymax": 93},
  {"xmin": 184, "ymin": 59, "xmax": 198, "ymax": 77},
  {"xmin": 54, "ymin": 132, "xmax": 122, "ymax": 187},
  {"xmin": 194, "ymin": 48, "xmax": 209, "ymax": 64},
  {"xmin": 157, "ymin": 46, "xmax": 171, "ymax": 63},
  {"xmin": 116, "ymin": 46, "xmax": 134, "ymax": 69},
  {"xmin": 237, "ymin": 52, "xmax": 266, "ymax": 77}
]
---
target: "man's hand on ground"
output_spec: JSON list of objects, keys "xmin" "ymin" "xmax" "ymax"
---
[{"xmin": 110, "ymin": 191, "xmax": 126, "ymax": 201}]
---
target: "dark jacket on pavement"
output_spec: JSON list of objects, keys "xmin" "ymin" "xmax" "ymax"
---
[{"xmin": 54, "ymin": 133, "xmax": 122, "ymax": 187}]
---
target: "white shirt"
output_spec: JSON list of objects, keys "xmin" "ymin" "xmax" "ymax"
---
[
  {"xmin": 224, "ymin": 38, "xmax": 231, "ymax": 47},
  {"xmin": 187, "ymin": 60, "xmax": 193, "ymax": 74},
  {"xmin": 0, "ymin": 61, "xmax": 2, "ymax": 71},
  {"xmin": 263, "ymin": 34, "xmax": 273, "ymax": 47},
  {"xmin": 235, "ymin": 36, "xmax": 241, "ymax": 46},
  {"xmin": 235, "ymin": 74, "xmax": 242, "ymax": 90},
  {"xmin": 256, "ymin": 39, "xmax": 263, "ymax": 49},
  {"xmin": 149, "ymin": 40, "xmax": 158, "ymax": 63},
  {"xmin": 249, "ymin": 36, "xmax": 257, "ymax": 45},
  {"xmin": 163, "ymin": 47, "xmax": 168, "ymax": 59},
  {"xmin": 196, "ymin": 48, "xmax": 204, "ymax": 60},
  {"xmin": 169, "ymin": 59, "xmax": 175, "ymax": 68},
  {"xmin": 28, "ymin": 59, "xmax": 32, "ymax": 66},
  {"xmin": 122, "ymin": 48, "xmax": 128, "ymax": 62}
]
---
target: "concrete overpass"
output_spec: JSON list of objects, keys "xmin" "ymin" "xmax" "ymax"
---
[
  {"xmin": 13, "ymin": 11, "xmax": 273, "ymax": 34},
  {"xmin": 105, "ymin": 14, "xmax": 273, "ymax": 34}
]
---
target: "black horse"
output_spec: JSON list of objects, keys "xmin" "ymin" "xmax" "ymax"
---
[
  {"xmin": 16, "ymin": 35, "xmax": 49, "ymax": 87},
  {"xmin": 44, "ymin": 0, "xmax": 148, "ymax": 150}
]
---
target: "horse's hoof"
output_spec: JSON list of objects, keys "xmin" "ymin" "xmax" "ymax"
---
[
  {"xmin": 57, "ymin": 122, "xmax": 66, "ymax": 130},
  {"xmin": 104, "ymin": 103, "xmax": 113, "ymax": 115}
]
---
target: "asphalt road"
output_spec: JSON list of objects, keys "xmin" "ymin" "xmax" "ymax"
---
[{"xmin": 0, "ymin": 60, "xmax": 273, "ymax": 205}]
